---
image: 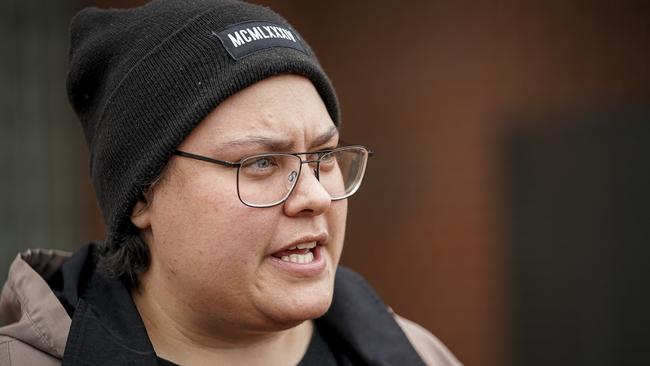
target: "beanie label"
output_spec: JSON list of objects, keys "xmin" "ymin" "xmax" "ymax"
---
[{"xmin": 214, "ymin": 21, "xmax": 308, "ymax": 60}]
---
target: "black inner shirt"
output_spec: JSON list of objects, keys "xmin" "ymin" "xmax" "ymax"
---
[{"xmin": 156, "ymin": 322, "xmax": 338, "ymax": 366}]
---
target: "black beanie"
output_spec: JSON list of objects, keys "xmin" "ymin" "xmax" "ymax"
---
[{"xmin": 66, "ymin": 0, "xmax": 340, "ymax": 247}]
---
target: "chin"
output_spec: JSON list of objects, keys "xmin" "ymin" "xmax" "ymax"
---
[
  {"xmin": 294, "ymin": 294, "xmax": 333, "ymax": 319},
  {"xmin": 263, "ymin": 284, "xmax": 334, "ymax": 328}
]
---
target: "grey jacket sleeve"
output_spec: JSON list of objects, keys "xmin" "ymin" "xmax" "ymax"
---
[{"xmin": 0, "ymin": 336, "xmax": 61, "ymax": 366}]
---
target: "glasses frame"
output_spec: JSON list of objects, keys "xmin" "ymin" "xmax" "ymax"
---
[{"xmin": 173, "ymin": 145, "xmax": 373, "ymax": 208}]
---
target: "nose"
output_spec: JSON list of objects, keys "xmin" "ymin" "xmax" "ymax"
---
[{"xmin": 283, "ymin": 163, "xmax": 331, "ymax": 217}]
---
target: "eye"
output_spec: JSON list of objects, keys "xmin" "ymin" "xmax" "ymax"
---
[
  {"xmin": 253, "ymin": 158, "xmax": 271, "ymax": 169},
  {"xmin": 320, "ymin": 152, "xmax": 336, "ymax": 162},
  {"xmin": 318, "ymin": 151, "xmax": 337, "ymax": 171},
  {"xmin": 241, "ymin": 156, "xmax": 279, "ymax": 176},
  {"xmin": 243, "ymin": 156, "xmax": 276, "ymax": 171}
]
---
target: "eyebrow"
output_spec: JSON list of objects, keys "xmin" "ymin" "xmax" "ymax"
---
[
  {"xmin": 217, "ymin": 125, "xmax": 339, "ymax": 152},
  {"xmin": 311, "ymin": 125, "xmax": 340, "ymax": 149}
]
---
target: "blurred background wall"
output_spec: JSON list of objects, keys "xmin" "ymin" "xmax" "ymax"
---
[{"xmin": 2, "ymin": 1, "xmax": 649, "ymax": 365}]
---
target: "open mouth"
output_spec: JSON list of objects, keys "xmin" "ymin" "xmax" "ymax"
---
[{"xmin": 271, "ymin": 241, "xmax": 319, "ymax": 264}]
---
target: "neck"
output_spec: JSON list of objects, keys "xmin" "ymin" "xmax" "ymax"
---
[{"xmin": 132, "ymin": 278, "xmax": 313, "ymax": 366}]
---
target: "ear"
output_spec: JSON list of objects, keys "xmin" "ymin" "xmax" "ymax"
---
[{"xmin": 131, "ymin": 198, "xmax": 152, "ymax": 229}]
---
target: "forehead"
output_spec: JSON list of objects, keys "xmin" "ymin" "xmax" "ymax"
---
[{"xmin": 178, "ymin": 74, "xmax": 338, "ymax": 154}]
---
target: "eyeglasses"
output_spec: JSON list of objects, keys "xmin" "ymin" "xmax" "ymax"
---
[{"xmin": 173, "ymin": 145, "xmax": 372, "ymax": 208}]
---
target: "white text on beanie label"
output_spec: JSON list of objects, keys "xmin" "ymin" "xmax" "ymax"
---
[{"xmin": 214, "ymin": 21, "xmax": 308, "ymax": 60}]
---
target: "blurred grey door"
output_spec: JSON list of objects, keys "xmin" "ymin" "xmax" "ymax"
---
[{"xmin": 508, "ymin": 107, "xmax": 650, "ymax": 366}]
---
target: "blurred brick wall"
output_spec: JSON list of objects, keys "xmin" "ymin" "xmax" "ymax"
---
[{"xmin": 76, "ymin": 1, "xmax": 650, "ymax": 365}]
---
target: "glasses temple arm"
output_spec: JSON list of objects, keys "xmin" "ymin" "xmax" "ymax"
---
[{"xmin": 173, "ymin": 150, "xmax": 239, "ymax": 168}]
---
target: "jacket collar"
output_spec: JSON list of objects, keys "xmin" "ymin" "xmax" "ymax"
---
[
  {"xmin": 318, "ymin": 267, "xmax": 426, "ymax": 366},
  {"xmin": 61, "ymin": 244, "xmax": 157, "ymax": 366}
]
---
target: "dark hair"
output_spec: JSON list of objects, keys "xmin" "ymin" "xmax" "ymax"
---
[
  {"xmin": 97, "ymin": 233, "xmax": 150, "ymax": 288},
  {"xmin": 95, "ymin": 175, "xmax": 163, "ymax": 288}
]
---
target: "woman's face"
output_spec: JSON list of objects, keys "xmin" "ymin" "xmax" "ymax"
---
[{"xmin": 133, "ymin": 74, "xmax": 347, "ymax": 335}]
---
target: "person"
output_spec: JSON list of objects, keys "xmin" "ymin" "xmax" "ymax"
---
[{"xmin": 0, "ymin": 1, "xmax": 462, "ymax": 365}]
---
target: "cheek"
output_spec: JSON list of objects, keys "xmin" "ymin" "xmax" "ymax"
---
[
  {"xmin": 327, "ymin": 200, "xmax": 348, "ymax": 265},
  {"xmin": 149, "ymin": 178, "xmax": 281, "ymax": 284}
]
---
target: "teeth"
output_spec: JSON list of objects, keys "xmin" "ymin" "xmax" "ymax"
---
[
  {"xmin": 280, "ymin": 251, "xmax": 314, "ymax": 264},
  {"xmin": 284, "ymin": 242, "xmax": 317, "ymax": 251},
  {"xmin": 297, "ymin": 242, "xmax": 317, "ymax": 249}
]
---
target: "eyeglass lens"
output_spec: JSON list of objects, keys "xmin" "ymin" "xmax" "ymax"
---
[{"xmin": 237, "ymin": 147, "xmax": 368, "ymax": 207}]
